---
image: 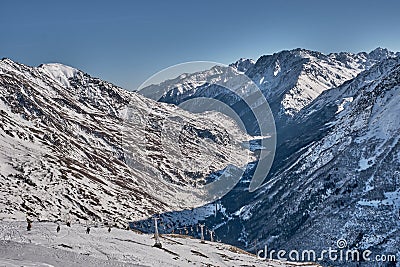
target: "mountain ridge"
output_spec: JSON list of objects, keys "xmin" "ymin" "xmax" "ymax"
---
[
  {"xmin": 0, "ymin": 58, "xmax": 253, "ymax": 225},
  {"xmin": 144, "ymin": 48, "xmax": 396, "ymax": 134}
]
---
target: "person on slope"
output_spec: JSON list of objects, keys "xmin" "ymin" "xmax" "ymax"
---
[{"xmin": 26, "ymin": 218, "xmax": 32, "ymax": 231}]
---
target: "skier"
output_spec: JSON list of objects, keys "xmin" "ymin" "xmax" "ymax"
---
[
  {"xmin": 108, "ymin": 226, "xmax": 111, "ymax": 233},
  {"xmin": 27, "ymin": 218, "xmax": 32, "ymax": 231},
  {"xmin": 86, "ymin": 226, "xmax": 90, "ymax": 234},
  {"xmin": 56, "ymin": 224, "xmax": 60, "ymax": 233}
]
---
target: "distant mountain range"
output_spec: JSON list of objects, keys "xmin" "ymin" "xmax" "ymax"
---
[{"xmin": 144, "ymin": 48, "xmax": 396, "ymax": 120}]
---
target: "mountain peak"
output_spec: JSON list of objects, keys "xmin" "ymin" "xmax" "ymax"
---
[
  {"xmin": 38, "ymin": 63, "xmax": 79, "ymax": 87},
  {"xmin": 229, "ymin": 58, "xmax": 255, "ymax": 73},
  {"xmin": 368, "ymin": 47, "xmax": 396, "ymax": 60},
  {"xmin": 0, "ymin": 57, "xmax": 21, "ymax": 67}
]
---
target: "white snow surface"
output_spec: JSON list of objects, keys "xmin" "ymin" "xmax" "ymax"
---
[
  {"xmin": 39, "ymin": 63, "xmax": 79, "ymax": 87},
  {"xmin": 0, "ymin": 222, "xmax": 320, "ymax": 267}
]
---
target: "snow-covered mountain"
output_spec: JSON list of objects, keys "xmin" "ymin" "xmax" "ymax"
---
[
  {"xmin": 143, "ymin": 48, "xmax": 396, "ymax": 127},
  {"xmin": 236, "ymin": 55, "xmax": 400, "ymax": 266},
  {"xmin": 249, "ymin": 48, "xmax": 396, "ymax": 116},
  {"xmin": 169, "ymin": 54, "xmax": 399, "ymax": 266},
  {"xmin": 137, "ymin": 49, "xmax": 400, "ymax": 266},
  {"xmin": 0, "ymin": 58, "xmax": 253, "ymax": 225},
  {"xmin": 1, "ymin": 47, "xmax": 399, "ymax": 266}
]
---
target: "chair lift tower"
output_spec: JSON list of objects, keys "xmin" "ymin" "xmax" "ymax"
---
[
  {"xmin": 153, "ymin": 217, "xmax": 162, "ymax": 248},
  {"xmin": 199, "ymin": 224, "xmax": 205, "ymax": 243}
]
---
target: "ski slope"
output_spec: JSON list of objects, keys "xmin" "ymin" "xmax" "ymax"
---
[{"xmin": 0, "ymin": 222, "xmax": 320, "ymax": 267}]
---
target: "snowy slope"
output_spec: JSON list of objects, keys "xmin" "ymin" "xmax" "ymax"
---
[
  {"xmin": 0, "ymin": 221, "xmax": 321, "ymax": 267},
  {"xmin": 0, "ymin": 58, "xmax": 253, "ymax": 225}
]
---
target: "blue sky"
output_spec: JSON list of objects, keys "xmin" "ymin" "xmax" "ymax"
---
[{"xmin": 1, "ymin": 0, "xmax": 400, "ymax": 89}]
